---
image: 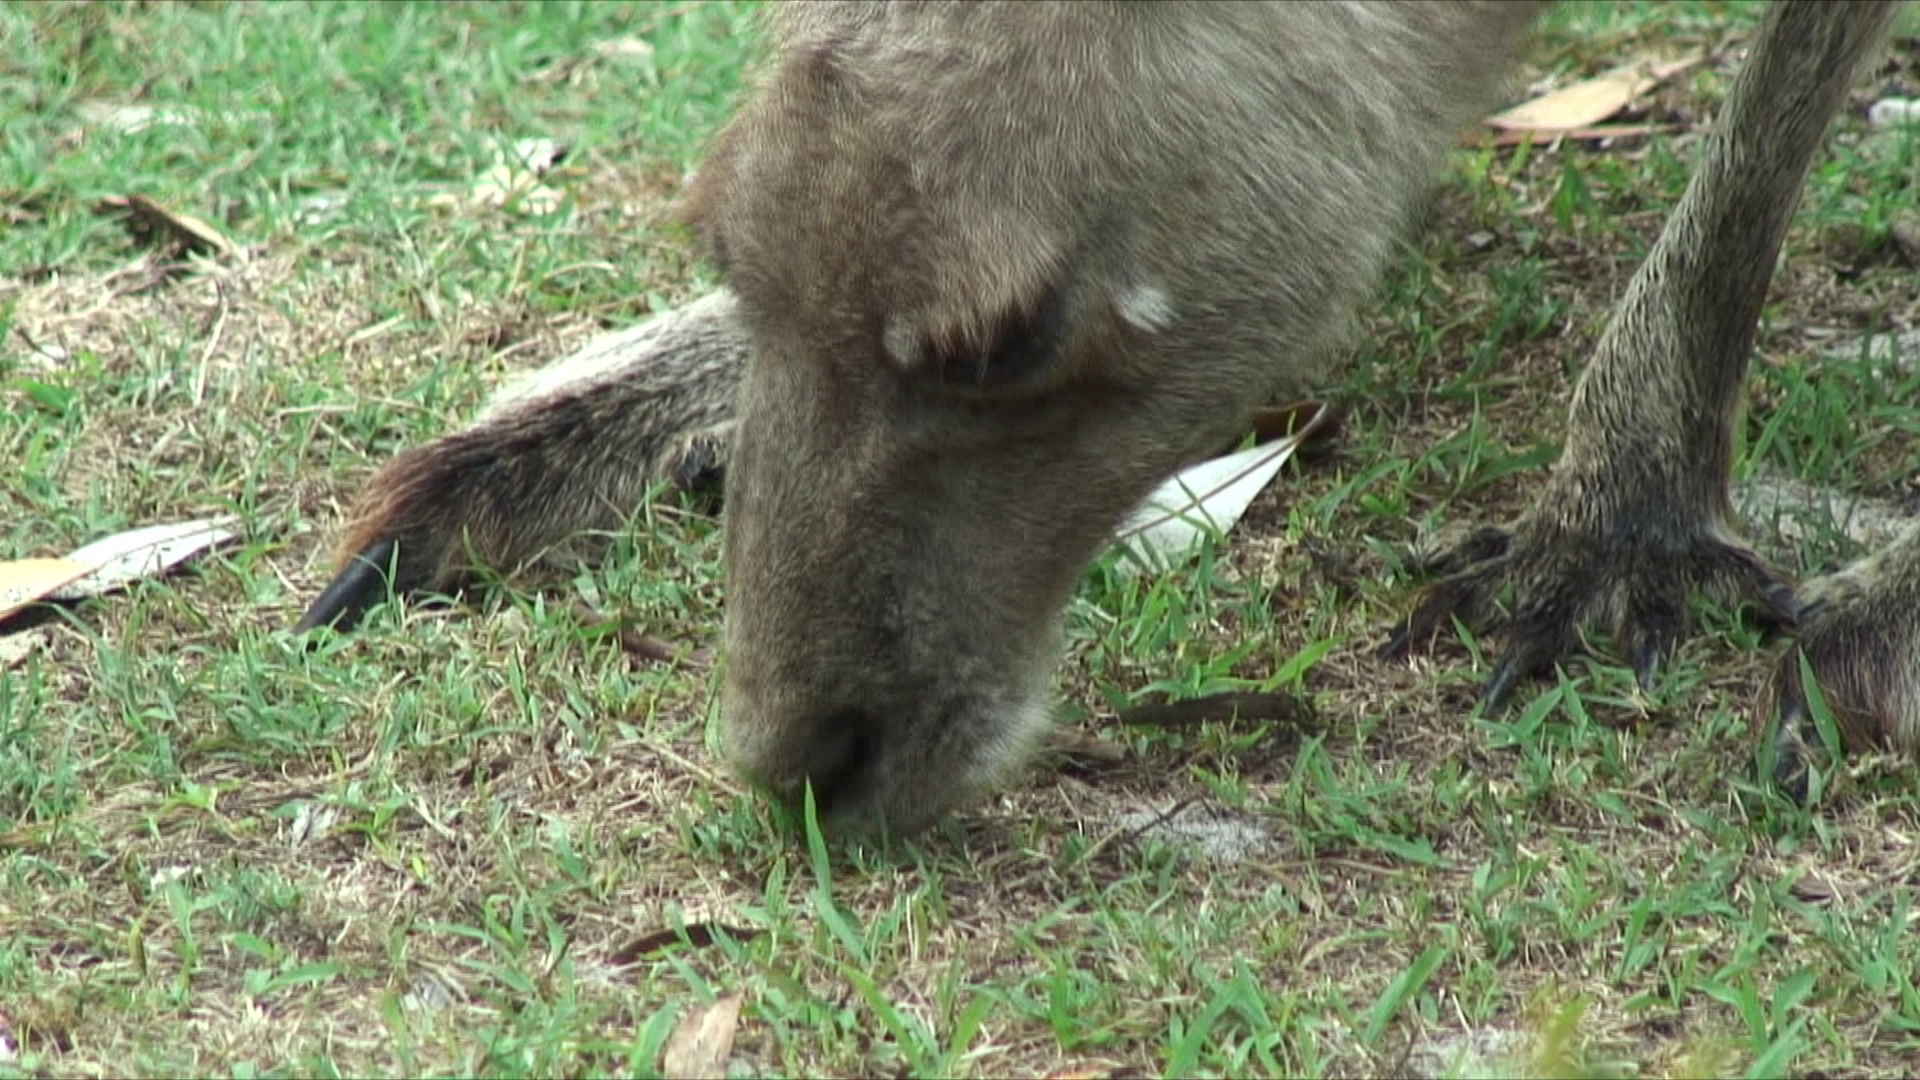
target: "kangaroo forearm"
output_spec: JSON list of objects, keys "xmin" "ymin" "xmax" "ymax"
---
[{"xmin": 333, "ymin": 290, "xmax": 747, "ymax": 590}]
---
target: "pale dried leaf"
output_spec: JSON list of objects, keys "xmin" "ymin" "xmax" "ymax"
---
[
  {"xmin": 1114, "ymin": 802, "xmax": 1275, "ymax": 864},
  {"xmin": 1118, "ymin": 691, "xmax": 1315, "ymax": 730},
  {"xmin": 75, "ymin": 100, "xmax": 204, "ymax": 134},
  {"xmin": 1042, "ymin": 727, "xmax": 1128, "ymax": 768},
  {"xmin": 148, "ymin": 864, "xmax": 194, "ymax": 891},
  {"xmin": 287, "ymin": 801, "xmax": 341, "ymax": 847},
  {"xmin": 1489, "ymin": 66, "xmax": 1646, "ymax": 130},
  {"xmin": 99, "ymin": 194, "xmax": 239, "ymax": 257},
  {"xmin": 1486, "ymin": 53, "xmax": 1702, "ymax": 132},
  {"xmin": 509, "ymin": 185, "xmax": 564, "ymax": 216},
  {"xmin": 403, "ymin": 973, "xmax": 458, "ymax": 1013},
  {"xmin": 52, "ymin": 517, "xmax": 238, "ymax": 600},
  {"xmin": 1405, "ymin": 1028, "xmax": 1536, "ymax": 1080},
  {"xmin": 592, "ymin": 37, "xmax": 656, "ymax": 64},
  {"xmin": 1482, "ymin": 122, "xmax": 1677, "ymax": 148},
  {"xmin": 21, "ymin": 337, "xmax": 69, "ymax": 368},
  {"xmin": 662, "ymin": 992, "xmax": 744, "ymax": 1080},
  {"xmin": 1110, "ymin": 403, "xmax": 1333, "ymax": 576},
  {"xmin": 1869, "ymin": 98, "xmax": 1920, "ymax": 129},
  {"xmin": 294, "ymin": 191, "xmax": 349, "ymax": 227},
  {"xmin": 509, "ymin": 138, "xmax": 567, "ymax": 174},
  {"xmin": 0, "ymin": 559, "xmax": 94, "ymax": 620},
  {"xmin": 1787, "ymin": 872, "xmax": 1838, "ymax": 905},
  {"xmin": 429, "ymin": 141, "xmax": 568, "ymax": 217}
]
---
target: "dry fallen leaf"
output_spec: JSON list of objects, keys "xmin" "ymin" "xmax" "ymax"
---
[
  {"xmin": 1868, "ymin": 97, "xmax": 1920, "ymax": 129},
  {"xmin": 148, "ymin": 864, "xmax": 195, "ymax": 891},
  {"xmin": 53, "ymin": 518, "xmax": 238, "ymax": 601},
  {"xmin": 402, "ymin": 973, "xmax": 459, "ymax": 1014},
  {"xmin": 1786, "ymin": 872, "xmax": 1838, "ymax": 905},
  {"xmin": 75, "ymin": 100, "xmax": 205, "ymax": 134},
  {"xmin": 612, "ymin": 922, "xmax": 759, "ymax": 967},
  {"xmin": 75, "ymin": 101, "xmax": 268, "ymax": 135},
  {"xmin": 427, "ymin": 139, "xmax": 570, "ymax": 216},
  {"xmin": 1486, "ymin": 53, "xmax": 1704, "ymax": 133},
  {"xmin": 286, "ymin": 801, "xmax": 342, "ymax": 848},
  {"xmin": 1117, "ymin": 691, "xmax": 1317, "ymax": 730},
  {"xmin": 508, "ymin": 138, "xmax": 568, "ymax": 173},
  {"xmin": 591, "ymin": 37, "xmax": 656, "ymax": 65},
  {"xmin": 662, "ymin": 992, "xmax": 744, "ymax": 1080},
  {"xmin": 1110, "ymin": 402, "xmax": 1335, "ymax": 576},
  {"xmin": 1488, "ymin": 64, "xmax": 1648, "ymax": 131},
  {"xmin": 0, "ymin": 559, "xmax": 95, "ymax": 621},
  {"xmin": 98, "ymin": 193, "xmax": 238, "ymax": 257},
  {"xmin": 1479, "ymin": 122, "xmax": 1678, "ymax": 148},
  {"xmin": 1, "ymin": 518, "xmax": 237, "ymax": 625},
  {"xmin": 1043, "ymin": 727, "xmax": 1129, "ymax": 769}
]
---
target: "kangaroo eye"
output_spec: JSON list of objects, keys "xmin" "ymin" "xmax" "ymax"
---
[
  {"xmin": 937, "ymin": 336, "xmax": 1054, "ymax": 390},
  {"xmin": 928, "ymin": 283, "xmax": 1069, "ymax": 393}
]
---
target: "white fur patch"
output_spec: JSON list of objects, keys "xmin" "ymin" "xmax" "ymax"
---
[
  {"xmin": 482, "ymin": 340, "xmax": 633, "ymax": 419},
  {"xmin": 479, "ymin": 290, "xmax": 735, "ymax": 419},
  {"xmin": 1116, "ymin": 284, "xmax": 1175, "ymax": 332},
  {"xmin": 882, "ymin": 317, "xmax": 924, "ymax": 369}
]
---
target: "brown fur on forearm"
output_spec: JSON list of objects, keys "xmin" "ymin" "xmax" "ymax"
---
[{"xmin": 329, "ymin": 289, "xmax": 748, "ymax": 596}]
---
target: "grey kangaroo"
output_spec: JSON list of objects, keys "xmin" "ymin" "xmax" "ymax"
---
[{"xmin": 298, "ymin": 2, "xmax": 1914, "ymax": 835}]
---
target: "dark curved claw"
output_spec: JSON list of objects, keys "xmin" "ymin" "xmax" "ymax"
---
[
  {"xmin": 665, "ymin": 432, "xmax": 730, "ymax": 507},
  {"xmin": 1410, "ymin": 524, "xmax": 1511, "ymax": 578},
  {"xmin": 1377, "ymin": 620, "xmax": 1417, "ymax": 662},
  {"xmin": 1480, "ymin": 652, "xmax": 1525, "ymax": 711},
  {"xmin": 1377, "ymin": 555, "xmax": 1508, "ymax": 661},
  {"xmin": 1768, "ymin": 693, "xmax": 1815, "ymax": 805},
  {"xmin": 1629, "ymin": 639, "xmax": 1664, "ymax": 693},
  {"xmin": 1754, "ymin": 577, "xmax": 1803, "ymax": 634},
  {"xmin": 1622, "ymin": 583, "xmax": 1685, "ymax": 693},
  {"xmin": 293, "ymin": 539, "xmax": 411, "ymax": 634},
  {"xmin": 1392, "ymin": 522, "xmax": 1799, "ymax": 712},
  {"xmin": 1484, "ymin": 569, "xmax": 1589, "ymax": 703}
]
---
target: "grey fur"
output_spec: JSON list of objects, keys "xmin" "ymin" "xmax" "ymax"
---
[{"xmin": 306, "ymin": 2, "xmax": 1912, "ymax": 831}]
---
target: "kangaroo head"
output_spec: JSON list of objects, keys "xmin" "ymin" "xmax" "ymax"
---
[{"xmin": 688, "ymin": 3, "xmax": 1538, "ymax": 835}]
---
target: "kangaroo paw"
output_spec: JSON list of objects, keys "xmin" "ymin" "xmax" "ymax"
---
[
  {"xmin": 1758, "ymin": 527, "xmax": 1920, "ymax": 800},
  {"xmin": 1383, "ymin": 500, "xmax": 1800, "ymax": 709},
  {"xmin": 297, "ymin": 290, "xmax": 748, "ymax": 633}
]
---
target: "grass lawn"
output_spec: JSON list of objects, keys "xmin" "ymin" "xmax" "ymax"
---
[{"xmin": 3, "ymin": 1, "xmax": 1920, "ymax": 1076}]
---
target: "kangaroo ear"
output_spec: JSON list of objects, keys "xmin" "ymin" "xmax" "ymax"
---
[{"xmin": 681, "ymin": 15, "xmax": 1087, "ymax": 392}]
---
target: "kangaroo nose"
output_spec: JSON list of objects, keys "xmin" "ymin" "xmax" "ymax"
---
[{"xmin": 786, "ymin": 706, "xmax": 881, "ymax": 821}]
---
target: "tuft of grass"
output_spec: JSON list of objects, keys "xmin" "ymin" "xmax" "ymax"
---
[{"xmin": 4, "ymin": 1, "xmax": 1920, "ymax": 1076}]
